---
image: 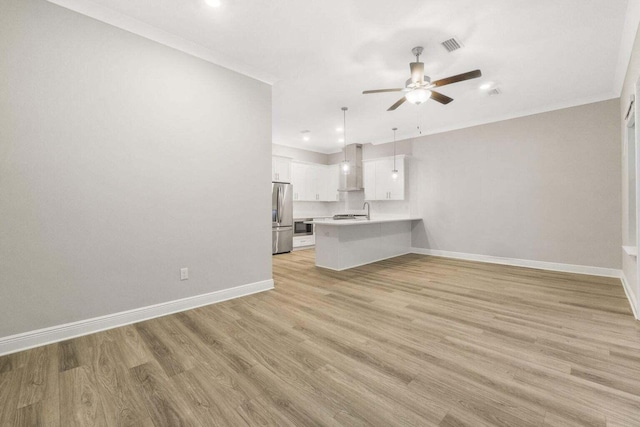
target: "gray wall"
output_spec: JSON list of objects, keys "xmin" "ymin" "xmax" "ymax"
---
[
  {"xmin": 273, "ymin": 144, "xmax": 329, "ymax": 165},
  {"xmin": 0, "ymin": 0, "xmax": 272, "ymax": 337},
  {"xmin": 620, "ymin": 25, "xmax": 640, "ymax": 308},
  {"xmin": 410, "ymin": 99, "xmax": 621, "ymax": 269}
]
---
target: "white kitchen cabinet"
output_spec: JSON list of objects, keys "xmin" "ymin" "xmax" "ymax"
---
[
  {"xmin": 291, "ymin": 161, "xmax": 340, "ymax": 202},
  {"xmin": 291, "ymin": 162, "xmax": 308, "ymax": 201},
  {"xmin": 363, "ymin": 160, "xmax": 377, "ymax": 200},
  {"xmin": 293, "ymin": 235, "xmax": 315, "ymax": 248},
  {"xmin": 363, "ymin": 156, "xmax": 406, "ymax": 201},
  {"xmin": 291, "ymin": 162, "xmax": 319, "ymax": 201},
  {"xmin": 272, "ymin": 156, "xmax": 291, "ymax": 183},
  {"xmin": 376, "ymin": 157, "xmax": 404, "ymax": 200},
  {"xmin": 305, "ymin": 164, "xmax": 321, "ymax": 201},
  {"xmin": 322, "ymin": 164, "xmax": 340, "ymax": 201}
]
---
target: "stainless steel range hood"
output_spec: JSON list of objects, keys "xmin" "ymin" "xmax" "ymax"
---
[{"xmin": 338, "ymin": 143, "xmax": 363, "ymax": 192}]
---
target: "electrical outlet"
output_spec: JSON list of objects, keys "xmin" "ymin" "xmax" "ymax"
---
[{"xmin": 180, "ymin": 268, "xmax": 188, "ymax": 281}]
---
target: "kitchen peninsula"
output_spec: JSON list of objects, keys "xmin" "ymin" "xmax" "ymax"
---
[{"xmin": 306, "ymin": 217, "xmax": 422, "ymax": 270}]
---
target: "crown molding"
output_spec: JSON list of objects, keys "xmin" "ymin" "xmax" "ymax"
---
[{"xmin": 613, "ymin": 0, "xmax": 640, "ymax": 95}]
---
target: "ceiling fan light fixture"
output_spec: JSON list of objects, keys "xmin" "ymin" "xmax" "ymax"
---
[
  {"xmin": 205, "ymin": 0, "xmax": 221, "ymax": 7},
  {"xmin": 410, "ymin": 62, "xmax": 425, "ymax": 84},
  {"xmin": 362, "ymin": 47, "xmax": 481, "ymax": 111},
  {"xmin": 406, "ymin": 89, "xmax": 431, "ymax": 105}
]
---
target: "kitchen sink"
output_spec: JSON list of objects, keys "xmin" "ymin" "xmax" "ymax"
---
[{"xmin": 332, "ymin": 214, "xmax": 368, "ymax": 220}]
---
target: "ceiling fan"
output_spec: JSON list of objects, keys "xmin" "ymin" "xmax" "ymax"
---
[{"xmin": 363, "ymin": 46, "xmax": 482, "ymax": 111}]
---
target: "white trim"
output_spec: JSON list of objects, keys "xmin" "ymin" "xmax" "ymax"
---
[
  {"xmin": 311, "ymin": 95, "xmax": 622, "ymax": 154},
  {"xmin": 620, "ymin": 273, "xmax": 639, "ymax": 320},
  {"xmin": 613, "ymin": 0, "xmax": 640, "ymax": 96},
  {"xmin": 364, "ymin": 94, "xmax": 619, "ymax": 148},
  {"xmin": 623, "ymin": 245, "xmax": 638, "ymax": 258},
  {"xmin": 0, "ymin": 279, "xmax": 274, "ymax": 356},
  {"xmin": 45, "ymin": 0, "xmax": 275, "ymax": 84},
  {"xmin": 411, "ymin": 248, "xmax": 640, "ymax": 320},
  {"xmin": 626, "ymin": 96, "xmax": 636, "ymax": 127},
  {"xmin": 410, "ymin": 248, "xmax": 621, "ymax": 278}
]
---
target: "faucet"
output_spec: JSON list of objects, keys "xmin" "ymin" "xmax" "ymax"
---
[{"xmin": 363, "ymin": 202, "xmax": 370, "ymax": 220}]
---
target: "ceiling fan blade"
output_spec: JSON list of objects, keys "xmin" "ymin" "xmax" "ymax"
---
[
  {"xmin": 363, "ymin": 88, "xmax": 404, "ymax": 94},
  {"xmin": 432, "ymin": 69, "xmax": 482, "ymax": 87},
  {"xmin": 387, "ymin": 97, "xmax": 407, "ymax": 111},
  {"xmin": 430, "ymin": 90, "xmax": 453, "ymax": 105}
]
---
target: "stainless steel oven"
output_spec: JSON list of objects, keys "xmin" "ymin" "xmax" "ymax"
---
[{"xmin": 293, "ymin": 218, "xmax": 314, "ymax": 236}]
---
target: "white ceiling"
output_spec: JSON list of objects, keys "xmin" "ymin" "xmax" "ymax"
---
[{"xmin": 50, "ymin": 0, "xmax": 635, "ymax": 153}]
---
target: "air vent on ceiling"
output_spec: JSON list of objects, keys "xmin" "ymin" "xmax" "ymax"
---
[
  {"xmin": 488, "ymin": 88, "xmax": 502, "ymax": 96},
  {"xmin": 441, "ymin": 37, "xmax": 463, "ymax": 52}
]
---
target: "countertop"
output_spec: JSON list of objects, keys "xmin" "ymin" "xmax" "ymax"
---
[{"xmin": 306, "ymin": 216, "xmax": 421, "ymax": 226}]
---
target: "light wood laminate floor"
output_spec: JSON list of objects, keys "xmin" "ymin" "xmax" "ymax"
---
[{"xmin": 1, "ymin": 251, "xmax": 639, "ymax": 426}]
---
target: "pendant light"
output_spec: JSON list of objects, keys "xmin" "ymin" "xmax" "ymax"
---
[
  {"xmin": 391, "ymin": 127, "xmax": 399, "ymax": 180},
  {"xmin": 341, "ymin": 107, "xmax": 350, "ymax": 175}
]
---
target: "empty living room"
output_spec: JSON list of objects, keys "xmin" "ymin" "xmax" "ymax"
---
[{"xmin": 1, "ymin": 0, "xmax": 640, "ymax": 426}]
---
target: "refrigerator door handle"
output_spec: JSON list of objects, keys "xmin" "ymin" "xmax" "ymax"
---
[{"xmin": 277, "ymin": 186, "xmax": 283, "ymax": 224}]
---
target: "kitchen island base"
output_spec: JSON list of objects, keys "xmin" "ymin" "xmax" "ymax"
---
[{"xmin": 313, "ymin": 220, "xmax": 415, "ymax": 271}]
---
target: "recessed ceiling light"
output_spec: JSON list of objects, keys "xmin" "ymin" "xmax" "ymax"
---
[
  {"xmin": 303, "ymin": 136, "xmax": 310, "ymax": 141},
  {"xmin": 479, "ymin": 83, "xmax": 492, "ymax": 90},
  {"xmin": 338, "ymin": 138, "xmax": 344, "ymax": 143},
  {"xmin": 301, "ymin": 130, "xmax": 311, "ymax": 141},
  {"xmin": 205, "ymin": 0, "xmax": 221, "ymax": 8},
  {"xmin": 336, "ymin": 127, "xmax": 343, "ymax": 132}
]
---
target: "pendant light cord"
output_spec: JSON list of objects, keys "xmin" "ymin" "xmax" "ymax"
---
[
  {"xmin": 392, "ymin": 127, "xmax": 397, "ymax": 170},
  {"xmin": 342, "ymin": 107, "xmax": 348, "ymax": 162}
]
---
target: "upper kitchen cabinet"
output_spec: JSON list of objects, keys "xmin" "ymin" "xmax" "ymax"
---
[
  {"xmin": 272, "ymin": 156, "xmax": 292, "ymax": 183},
  {"xmin": 291, "ymin": 161, "xmax": 308, "ymax": 200},
  {"xmin": 304, "ymin": 163, "xmax": 321, "ymax": 200},
  {"xmin": 363, "ymin": 156, "xmax": 406, "ymax": 200},
  {"xmin": 322, "ymin": 164, "xmax": 340, "ymax": 202},
  {"xmin": 291, "ymin": 161, "xmax": 340, "ymax": 201}
]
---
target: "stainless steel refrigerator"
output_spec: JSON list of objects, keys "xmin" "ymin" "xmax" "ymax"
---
[{"xmin": 272, "ymin": 182, "xmax": 293, "ymax": 254}]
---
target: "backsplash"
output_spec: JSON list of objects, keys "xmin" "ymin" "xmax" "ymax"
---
[
  {"xmin": 293, "ymin": 201, "xmax": 335, "ymax": 219},
  {"xmin": 340, "ymin": 191, "xmax": 411, "ymax": 216}
]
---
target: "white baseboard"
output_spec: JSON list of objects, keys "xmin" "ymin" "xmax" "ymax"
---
[
  {"xmin": 411, "ymin": 248, "xmax": 621, "ymax": 278},
  {"xmin": 411, "ymin": 248, "xmax": 640, "ymax": 320},
  {"xmin": 0, "ymin": 279, "xmax": 274, "ymax": 357},
  {"xmin": 620, "ymin": 273, "xmax": 640, "ymax": 320}
]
